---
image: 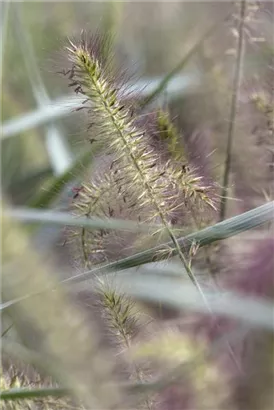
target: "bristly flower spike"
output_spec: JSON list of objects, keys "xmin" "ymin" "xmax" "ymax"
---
[{"xmin": 65, "ymin": 32, "xmax": 211, "ymax": 294}]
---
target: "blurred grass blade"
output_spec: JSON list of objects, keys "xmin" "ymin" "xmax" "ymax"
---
[
  {"xmin": 140, "ymin": 9, "xmax": 232, "ymax": 108},
  {"xmin": 28, "ymin": 148, "xmax": 96, "ymax": 209},
  {"xmin": 1, "ymin": 323, "xmax": 13, "ymax": 338},
  {"xmin": 13, "ymin": 4, "xmax": 72, "ymax": 175},
  {"xmin": 1, "ymin": 202, "xmax": 273, "ymax": 311},
  {"xmin": 219, "ymin": 0, "xmax": 246, "ymax": 220},
  {"xmin": 0, "ymin": 387, "xmax": 69, "ymax": 401},
  {"xmin": 0, "ymin": 381, "xmax": 147, "ymax": 401},
  {"xmin": 64, "ymin": 201, "xmax": 274, "ymax": 285},
  {"xmin": 101, "ymin": 1, "xmax": 124, "ymax": 61},
  {"xmin": 9, "ymin": 167, "xmax": 52, "ymax": 203},
  {"xmin": 1, "ymin": 75, "xmax": 197, "ymax": 140},
  {"xmin": 5, "ymin": 207, "xmax": 162, "ymax": 233},
  {"xmin": 13, "ymin": 13, "xmax": 66, "ymax": 167},
  {"xmin": 2, "ymin": 211, "xmax": 121, "ymax": 408},
  {"xmin": 0, "ymin": 0, "xmax": 10, "ymax": 92},
  {"xmin": 117, "ymin": 273, "xmax": 274, "ymax": 331},
  {"xmin": 1, "ymin": 95, "xmax": 82, "ymax": 139}
]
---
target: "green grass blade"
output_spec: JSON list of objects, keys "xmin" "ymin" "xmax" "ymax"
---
[
  {"xmin": 64, "ymin": 201, "xmax": 273, "ymax": 285},
  {"xmin": 140, "ymin": 9, "xmax": 232, "ymax": 108},
  {"xmin": 0, "ymin": 387, "xmax": 69, "ymax": 401},
  {"xmin": 2, "ymin": 75, "xmax": 196, "ymax": 140},
  {"xmin": 1, "ymin": 202, "xmax": 272, "ymax": 311},
  {"xmin": 12, "ymin": 4, "xmax": 72, "ymax": 175},
  {"xmin": 219, "ymin": 0, "xmax": 246, "ymax": 220},
  {"xmin": 5, "ymin": 207, "xmax": 163, "ymax": 233},
  {"xmin": 28, "ymin": 148, "xmax": 98, "ymax": 209},
  {"xmin": 8, "ymin": 168, "xmax": 52, "ymax": 203},
  {"xmin": 116, "ymin": 273, "xmax": 274, "ymax": 331},
  {"xmin": 0, "ymin": 0, "xmax": 11, "ymax": 92}
]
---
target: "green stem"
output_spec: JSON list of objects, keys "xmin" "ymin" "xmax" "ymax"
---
[{"xmin": 220, "ymin": 0, "xmax": 246, "ymax": 220}]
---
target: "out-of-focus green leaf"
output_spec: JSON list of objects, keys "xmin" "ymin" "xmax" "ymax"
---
[
  {"xmin": 13, "ymin": 5, "xmax": 72, "ymax": 175},
  {"xmin": 28, "ymin": 147, "xmax": 99, "ymax": 209},
  {"xmin": 0, "ymin": 0, "xmax": 11, "ymax": 90},
  {"xmin": 8, "ymin": 167, "xmax": 52, "ymax": 204},
  {"xmin": 0, "ymin": 387, "xmax": 70, "ymax": 401},
  {"xmin": 140, "ymin": 9, "xmax": 232, "ymax": 108},
  {"xmin": 1, "ymin": 75, "xmax": 197, "ymax": 140}
]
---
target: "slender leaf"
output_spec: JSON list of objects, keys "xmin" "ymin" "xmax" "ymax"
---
[
  {"xmin": 1, "ymin": 202, "xmax": 272, "ymax": 311},
  {"xmin": 63, "ymin": 201, "xmax": 273, "ymax": 285},
  {"xmin": 219, "ymin": 0, "xmax": 246, "ymax": 220},
  {"xmin": 1, "ymin": 323, "xmax": 13, "ymax": 338},
  {"xmin": 0, "ymin": 387, "xmax": 69, "ymax": 401},
  {"xmin": 5, "ymin": 207, "xmax": 163, "ymax": 233},
  {"xmin": 1, "ymin": 74, "xmax": 198, "ymax": 140},
  {"xmin": 28, "ymin": 148, "xmax": 97, "ymax": 209},
  {"xmin": 140, "ymin": 9, "xmax": 232, "ymax": 108},
  {"xmin": 8, "ymin": 167, "xmax": 52, "ymax": 203},
  {"xmin": 0, "ymin": 0, "xmax": 10, "ymax": 91},
  {"xmin": 116, "ymin": 273, "xmax": 274, "ymax": 331},
  {"xmin": 12, "ymin": 5, "xmax": 72, "ymax": 175}
]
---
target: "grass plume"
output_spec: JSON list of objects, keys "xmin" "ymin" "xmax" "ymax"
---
[{"xmin": 64, "ymin": 32, "xmax": 212, "ymax": 289}]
